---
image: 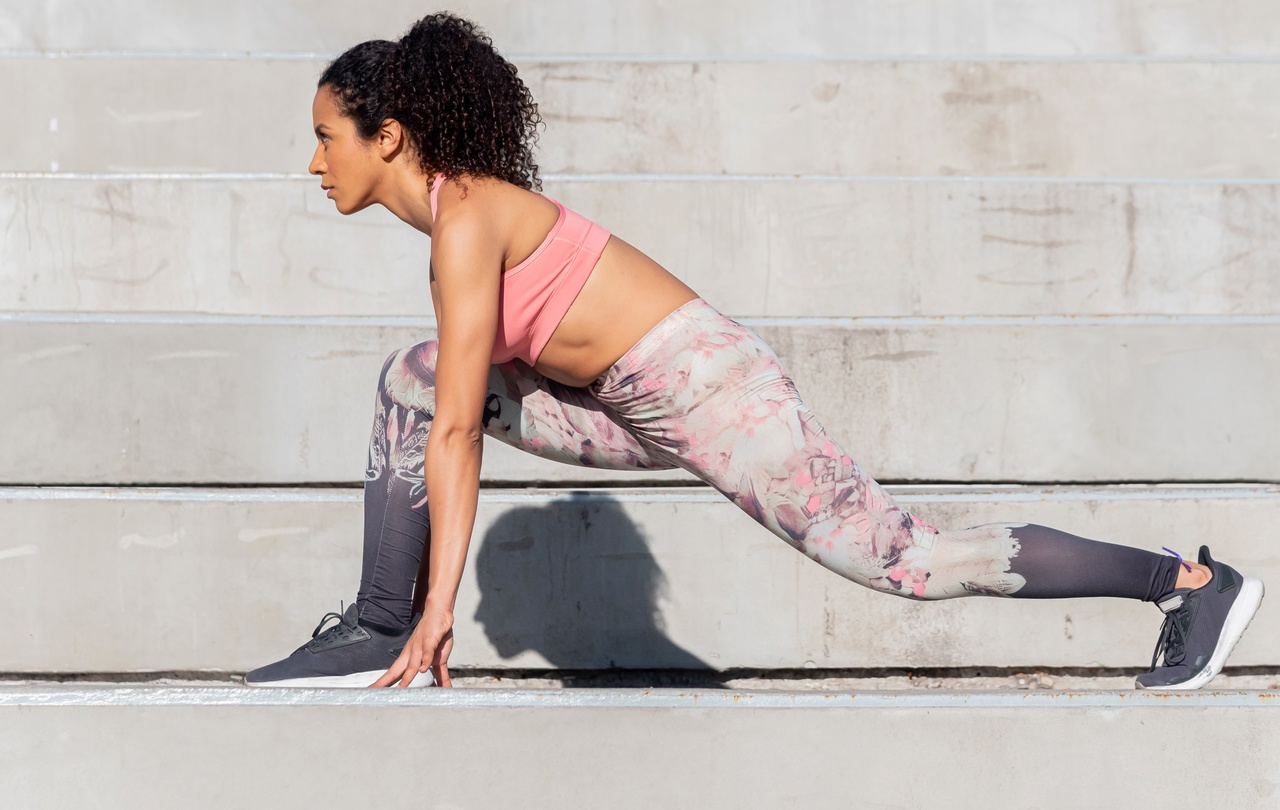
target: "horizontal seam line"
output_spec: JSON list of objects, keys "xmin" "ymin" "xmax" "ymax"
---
[
  {"xmin": 4, "ymin": 313, "xmax": 1280, "ymax": 326},
  {"xmin": 1, "ymin": 687, "xmax": 1276, "ymax": 708},
  {"xmin": 3, "ymin": 172, "xmax": 1280, "ymax": 185},
  {"xmin": 2, "ymin": 486, "xmax": 1277, "ymax": 503},
  {"xmin": 5, "ymin": 51, "xmax": 1280, "ymax": 64}
]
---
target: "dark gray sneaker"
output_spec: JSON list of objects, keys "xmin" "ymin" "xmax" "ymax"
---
[
  {"xmin": 1135, "ymin": 546, "xmax": 1264, "ymax": 690},
  {"xmin": 244, "ymin": 601, "xmax": 432, "ymax": 688}
]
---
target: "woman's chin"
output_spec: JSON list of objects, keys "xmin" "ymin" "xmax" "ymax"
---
[{"xmin": 332, "ymin": 196, "xmax": 370, "ymax": 216}]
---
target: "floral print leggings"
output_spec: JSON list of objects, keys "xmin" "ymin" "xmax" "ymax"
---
[{"xmin": 357, "ymin": 298, "xmax": 1180, "ymax": 631}]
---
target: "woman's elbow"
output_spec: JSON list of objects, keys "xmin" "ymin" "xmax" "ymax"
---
[{"xmin": 430, "ymin": 423, "xmax": 484, "ymax": 450}]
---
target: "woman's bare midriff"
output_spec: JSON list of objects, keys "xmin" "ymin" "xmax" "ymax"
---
[{"xmin": 532, "ymin": 235, "xmax": 699, "ymax": 387}]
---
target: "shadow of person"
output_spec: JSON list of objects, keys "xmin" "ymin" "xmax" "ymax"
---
[{"xmin": 472, "ymin": 492, "xmax": 723, "ymax": 686}]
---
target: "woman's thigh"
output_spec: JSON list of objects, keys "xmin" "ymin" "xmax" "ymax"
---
[
  {"xmin": 377, "ymin": 339, "xmax": 676, "ymax": 472},
  {"xmin": 591, "ymin": 300, "xmax": 1023, "ymax": 599}
]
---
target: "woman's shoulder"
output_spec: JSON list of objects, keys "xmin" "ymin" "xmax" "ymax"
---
[
  {"xmin": 434, "ymin": 174, "xmax": 563, "ymax": 245},
  {"xmin": 432, "ymin": 174, "xmax": 547, "ymax": 222}
]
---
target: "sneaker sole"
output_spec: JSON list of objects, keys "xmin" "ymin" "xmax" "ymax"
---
[
  {"xmin": 244, "ymin": 668, "xmax": 434, "ymax": 688},
  {"xmin": 1136, "ymin": 576, "xmax": 1265, "ymax": 691}
]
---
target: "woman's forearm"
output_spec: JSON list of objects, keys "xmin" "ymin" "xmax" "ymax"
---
[{"xmin": 422, "ymin": 427, "xmax": 483, "ymax": 612}]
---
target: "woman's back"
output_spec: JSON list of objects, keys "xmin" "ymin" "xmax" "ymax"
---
[{"xmin": 428, "ymin": 174, "xmax": 699, "ymax": 386}]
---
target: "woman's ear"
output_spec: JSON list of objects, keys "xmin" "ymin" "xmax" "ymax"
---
[{"xmin": 377, "ymin": 118, "xmax": 404, "ymax": 160}]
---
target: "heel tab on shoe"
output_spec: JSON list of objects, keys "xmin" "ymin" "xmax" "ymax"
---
[
  {"xmin": 1196, "ymin": 546, "xmax": 1236, "ymax": 594},
  {"xmin": 1198, "ymin": 546, "xmax": 1240, "ymax": 593}
]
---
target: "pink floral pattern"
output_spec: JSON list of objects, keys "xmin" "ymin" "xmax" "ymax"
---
[{"xmin": 372, "ymin": 298, "xmax": 1028, "ymax": 601}]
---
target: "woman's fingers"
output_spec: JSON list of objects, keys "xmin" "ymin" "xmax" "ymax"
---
[
  {"xmin": 370, "ymin": 638, "xmax": 429, "ymax": 688},
  {"xmin": 434, "ymin": 662, "xmax": 452, "ymax": 688},
  {"xmin": 400, "ymin": 642, "xmax": 428, "ymax": 688},
  {"xmin": 432, "ymin": 631, "xmax": 454, "ymax": 687},
  {"xmin": 369, "ymin": 654, "xmax": 408, "ymax": 688},
  {"xmin": 368, "ymin": 616, "xmax": 451, "ymax": 688}
]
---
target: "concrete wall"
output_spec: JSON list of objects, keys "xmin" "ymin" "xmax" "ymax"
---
[
  {"xmin": 3, "ymin": 318, "xmax": 1275, "ymax": 484},
  {"xmin": 3, "ymin": 485, "xmax": 1276, "ymax": 672},
  {"xmin": 1, "ymin": 2, "xmax": 1275, "ymax": 685},
  {"xmin": 5, "ymin": 178, "xmax": 1278, "ymax": 317},
  {"xmin": 1, "ymin": 688, "xmax": 1278, "ymax": 809},
  {"xmin": 4, "ymin": 1, "xmax": 1280, "ymax": 56},
  {"xmin": 5, "ymin": 59, "xmax": 1280, "ymax": 176}
]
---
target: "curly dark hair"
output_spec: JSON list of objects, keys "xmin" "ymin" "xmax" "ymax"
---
[{"xmin": 318, "ymin": 13, "xmax": 543, "ymax": 191}]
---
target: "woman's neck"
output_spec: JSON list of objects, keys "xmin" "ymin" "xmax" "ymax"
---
[{"xmin": 377, "ymin": 164, "xmax": 437, "ymax": 235}]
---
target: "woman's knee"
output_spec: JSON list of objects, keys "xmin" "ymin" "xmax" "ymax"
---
[
  {"xmin": 874, "ymin": 523, "xmax": 1027, "ymax": 601},
  {"xmin": 379, "ymin": 340, "xmax": 440, "ymax": 412}
]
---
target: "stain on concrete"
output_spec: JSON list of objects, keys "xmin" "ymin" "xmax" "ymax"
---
[
  {"xmin": 979, "ymin": 205, "xmax": 1075, "ymax": 217},
  {"xmin": 981, "ymin": 234, "xmax": 1080, "ymax": 249},
  {"xmin": 498, "ymin": 536, "xmax": 535, "ymax": 552},
  {"xmin": 119, "ymin": 531, "xmax": 182, "ymax": 550},
  {"xmin": 811, "ymin": 82, "xmax": 841, "ymax": 103},
  {"xmin": 237, "ymin": 527, "xmax": 309, "ymax": 544},
  {"xmin": 865, "ymin": 350, "xmax": 937, "ymax": 362},
  {"xmin": 1123, "ymin": 186, "xmax": 1137, "ymax": 297},
  {"xmin": 146, "ymin": 350, "xmax": 232, "ymax": 362},
  {"xmin": 943, "ymin": 85, "xmax": 1040, "ymax": 106},
  {"xmin": 11, "ymin": 344, "xmax": 87, "ymax": 364}
]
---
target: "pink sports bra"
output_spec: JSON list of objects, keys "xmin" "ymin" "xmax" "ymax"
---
[{"xmin": 429, "ymin": 173, "xmax": 612, "ymax": 366}]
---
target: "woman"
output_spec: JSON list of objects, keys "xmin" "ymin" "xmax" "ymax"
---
[{"xmin": 245, "ymin": 12, "xmax": 1263, "ymax": 691}]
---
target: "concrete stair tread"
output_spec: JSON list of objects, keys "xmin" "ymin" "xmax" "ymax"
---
[
  {"xmin": 3, "ymin": 684, "xmax": 1280, "ymax": 707},
  {"xmin": 6, "ymin": 59, "xmax": 1280, "ymax": 175},
  {"xmin": 4, "ymin": 484, "xmax": 1277, "ymax": 671},
  {"xmin": 4, "ymin": 683, "xmax": 1275, "ymax": 807},
  {"xmin": 6, "ymin": 177, "xmax": 1280, "ymax": 318},
  {"xmin": 4, "ymin": 317, "xmax": 1277, "ymax": 483},
  {"xmin": 8, "ymin": 0, "xmax": 1280, "ymax": 57}
]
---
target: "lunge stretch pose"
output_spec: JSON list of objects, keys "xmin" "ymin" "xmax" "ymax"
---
[{"xmin": 247, "ymin": 12, "xmax": 1263, "ymax": 691}]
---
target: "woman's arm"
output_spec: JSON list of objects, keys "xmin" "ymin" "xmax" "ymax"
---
[{"xmin": 372, "ymin": 205, "xmax": 502, "ymax": 687}]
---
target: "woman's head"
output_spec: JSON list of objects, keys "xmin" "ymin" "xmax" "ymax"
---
[{"xmin": 309, "ymin": 13, "xmax": 543, "ymax": 213}]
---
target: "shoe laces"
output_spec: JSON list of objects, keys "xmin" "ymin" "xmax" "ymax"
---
[
  {"xmin": 1149, "ymin": 602, "xmax": 1188, "ymax": 671},
  {"xmin": 314, "ymin": 596, "xmax": 360, "ymax": 634},
  {"xmin": 305, "ymin": 601, "xmax": 358, "ymax": 648}
]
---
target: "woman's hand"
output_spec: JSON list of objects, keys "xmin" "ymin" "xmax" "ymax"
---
[{"xmin": 370, "ymin": 603, "xmax": 455, "ymax": 688}]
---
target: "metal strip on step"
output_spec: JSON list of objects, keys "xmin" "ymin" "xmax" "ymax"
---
[{"xmin": 0, "ymin": 686, "xmax": 1276, "ymax": 709}]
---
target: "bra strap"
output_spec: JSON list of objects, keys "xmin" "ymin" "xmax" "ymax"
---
[{"xmin": 428, "ymin": 172, "xmax": 446, "ymax": 222}]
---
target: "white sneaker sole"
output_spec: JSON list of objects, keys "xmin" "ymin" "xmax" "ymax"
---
[
  {"xmin": 1137, "ymin": 575, "xmax": 1265, "ymax": 691},
  {"xmin": 244, "ymin": 668, "xmax": 434, "ymax": 688}
]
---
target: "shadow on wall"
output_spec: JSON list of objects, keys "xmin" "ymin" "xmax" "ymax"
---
[{"xmin": 472, "ymin": 493, "xmax": 712, "ymax": 673}]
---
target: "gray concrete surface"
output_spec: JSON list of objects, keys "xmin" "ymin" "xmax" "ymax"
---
[
  {"xmin": 1, "ymin": 485, "xmax": 1275, "ymax": 672},
  {"xmin": 3, "ymin": 317, "xmax": 1275, "ymax": 484},
  {"xmin": 10, "ymin": 671, "xmax": 1280, "ymax": 692},
  {"xmin": 5, "ymin": 59, "xmax": 1280, "ymax": 176},
  {"xmin": 4, "ymin": 2, "xmax": 1277, "ymax": 804},
  {"xmin": 3, "ymin": 1, "xmax": 1280, "ymax": 57},
  {"xmin": 0, "ymin": 687, "xmax": 1277, "ymax": 809},
  {"xmin": 5, "ymin": 176, "xmax": 1279, "ymax": 317}
]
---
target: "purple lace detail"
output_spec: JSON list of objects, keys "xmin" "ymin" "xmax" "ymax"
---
[{"xmin": 1161, "ymin": 546, "xmax": 1193, "ymax": 573}]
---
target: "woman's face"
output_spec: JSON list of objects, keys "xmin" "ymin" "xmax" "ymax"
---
[{"xmin": 309, "ymin": 85, "xmax": 383, "ymax": 215}]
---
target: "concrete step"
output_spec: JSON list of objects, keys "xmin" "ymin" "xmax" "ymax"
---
[
  {"xmin": 4, "ymin": 58, "xmax": 1280, "ymax": 175},
  {"xmin": 0, "ymin": 686, "xmax": 1276, "ymax": 809},
  {"xmin": 3, "ymin": 1, "xmax": 1278, "ymax": 57},
  {"xmin": 2, "ymin": 316, "xmax": 1276, "ymax": 484},
  {"xmin": 2, "ymin": 485, "xmax": 1276, "ymax": 673},
  {"xmin": 5, "ymin": 176, "xmax": 1278, "ymax": 317}
]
